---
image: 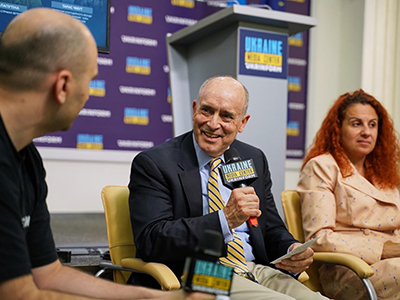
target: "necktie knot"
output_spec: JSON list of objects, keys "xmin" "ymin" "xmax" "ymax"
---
[{"xmin": 209, "ymin": 157, "xmax": 222, "ymax": 171}]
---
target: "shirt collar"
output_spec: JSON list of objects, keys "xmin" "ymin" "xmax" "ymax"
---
[{"xmin": 192, "ymin": 133, "xmax": 227, "ymax": 169}]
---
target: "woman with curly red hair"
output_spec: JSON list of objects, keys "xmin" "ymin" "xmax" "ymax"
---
[{"xmin": 297, "ymin": 89, "xmax": 400, "ymax": 300}]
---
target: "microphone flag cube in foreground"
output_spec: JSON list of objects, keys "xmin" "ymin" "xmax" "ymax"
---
[{"xmin": 182, "ymin": 230, "xmax": 233, "ymax": 296}]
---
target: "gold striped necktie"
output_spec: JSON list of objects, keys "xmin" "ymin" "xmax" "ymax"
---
[{"xmin": 208, "ymin": 158, "xmax": 255, "ymax": 280}]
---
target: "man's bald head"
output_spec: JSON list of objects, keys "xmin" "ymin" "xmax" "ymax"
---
[{"xmin": 0, "ymin": 8, "xmax": 97, "ymax": 91}]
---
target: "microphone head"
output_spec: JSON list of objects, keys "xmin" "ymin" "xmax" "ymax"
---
[
  {"xmin": 224, "ymin": 147, "xmax": 241, "ymax": 163},
  {"xmin": 220, "ymin": 147, "xmax": 258, "ymax": 188}
]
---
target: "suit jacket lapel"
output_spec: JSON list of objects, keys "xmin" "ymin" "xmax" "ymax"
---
[{"xmin": 178, "ymin": 133, "xmax": 203, "ymax": 217}]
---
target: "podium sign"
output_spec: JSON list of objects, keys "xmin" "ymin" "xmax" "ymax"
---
[{"xmin": 238, "ymin": 28, "xmax": 287, "ymax": 79}]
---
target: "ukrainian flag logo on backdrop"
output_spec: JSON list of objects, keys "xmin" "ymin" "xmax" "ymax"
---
[
  {"xmin": 124, "ymin": 107, "xmax": 149, "ymax": 125},
  {"xmin": 171, "ymin": 0, "xmax": 195, "ymax": 8},
  {"xmin": 288, "ymin": 76, "xmax": 301, "ymax": 92},
  {"xmin": 89, "ymin": 80, "xmax": 106, "ymax": 97},
  {"xmin": 127, "ymin": 5, "xmax": 152, "ymax": 24},
  {"xmin": 126, "ymin": 57, "xmax": 151, "ymax": 75},
  {"xmin": 287, "ymin": 121, "xmax": 300, "ymax": 136},
  {"xmin": 288, "ymin": 32, "xmax": 303, "ymax": 47},
  {"xmin": 238, "ymin": 28, "xmax": 287, "ymax": 79},
  {"xmin": 167, "ymin": 87, "xmax": 172, "ymax": 103},
  {"xmin": 76, "ymin": 134, "xmax": 103, "ymax": 150}
]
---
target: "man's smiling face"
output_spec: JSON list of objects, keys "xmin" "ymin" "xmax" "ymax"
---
[{"xmin": 192, "ymin": 77, "xmax": 250, "ymax": 158}]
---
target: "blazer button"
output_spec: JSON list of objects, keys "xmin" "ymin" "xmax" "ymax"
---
[{"xmin": 363, "ymin": 228, "xmax": 371, "ymax": 235}]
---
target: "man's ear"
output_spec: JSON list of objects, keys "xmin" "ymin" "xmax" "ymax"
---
[
  {"xmin": 192, "ymin": 100, "xmax": 197, "ymax": 121},
  {"xmin": 54, "ymin": 70, "xmax": 72, "ymax": 105},
  {"xmin": 238, "ymin": 114, "xmax": 250, "ymax": 133}
]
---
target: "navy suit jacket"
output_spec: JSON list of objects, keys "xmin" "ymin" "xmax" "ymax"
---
[{"xmin": 129, "ymin": 131, "xmax": 297, "ymax": 277}]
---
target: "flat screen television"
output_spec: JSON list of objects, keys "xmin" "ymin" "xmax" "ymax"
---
[{"xmin": 0, "ymin": 0, "xmax": 111, "ymax": 54}]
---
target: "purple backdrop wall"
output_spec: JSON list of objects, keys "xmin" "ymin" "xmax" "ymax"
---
[
  {"xmin": 285, "ymin": 0, "xmax": 310, "ymax": 159},
  {"xmin": 34, "ymin": 0, "xmax": 310, "ymax": 160}
]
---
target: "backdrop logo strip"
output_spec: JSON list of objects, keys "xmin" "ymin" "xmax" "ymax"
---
[
  {"xmin": 117, "ymin": 139, "xmax": 154, "ymax": 149},
  {"xmin": 119, "ymin": 86, "xmax": 156, "ymax": 96},
  {"xmin": 238, "ymin": 28, "xmax": 287, "ymax": 79},
  {"xmin": 79, "ymin": 108, "xmax": 111, "ymax": 118},
  {"xmin": 121, "ymin": 35, "xmax": 158, "ymax": 47},
  {"xmin": 34, "ymin": 135, "xmax": 62, "ymax": 145}
]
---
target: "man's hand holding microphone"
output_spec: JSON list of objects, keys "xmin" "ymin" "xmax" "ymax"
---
[{"xmin": 219, "ymin": 148, "xmax": 261, "ymax": 230}]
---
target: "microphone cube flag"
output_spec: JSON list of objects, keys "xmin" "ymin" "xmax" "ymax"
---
[
  {"xmin": 219, "ymin": 159, "xmax": 258, "ymax": 188},
  {"xmin": 182, "ymin": 230, "xmax": 233, "ymax": 295},
  {"xmin": 181, "ymin": 258, "xmax": 233, "ymax": 295}
]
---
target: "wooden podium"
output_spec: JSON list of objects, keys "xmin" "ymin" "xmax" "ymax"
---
[{"xmin": 167, "ymin": 5, "xmax": 316, "ymax": 217}]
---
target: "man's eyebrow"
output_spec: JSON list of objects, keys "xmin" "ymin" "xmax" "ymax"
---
[{"xmin": 220, "ymin": 109, "xmax": 235, "ymax": 117}]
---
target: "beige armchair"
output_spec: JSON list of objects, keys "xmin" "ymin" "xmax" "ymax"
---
[
  {"xmin": 95, "ymin": 185, "xmax": 180, "ymax": 290},
  {"xmin": 281, "ymin": 190, "xmax": 377, "ymax": 300}
]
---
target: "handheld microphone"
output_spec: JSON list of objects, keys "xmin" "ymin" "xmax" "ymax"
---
[
  {"xmin": 181, "ymin": 230, "xmax": 233, "ymax": 297},
  {"xmin": 219, "ymin": 147, "xmax": 259, "ymax": 227}
]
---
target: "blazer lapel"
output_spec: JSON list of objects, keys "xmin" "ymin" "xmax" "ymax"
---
[
  {"xmin": 341, "ymin": 171, "xmax": 398, "ymax": 205},
  {"xmin": 178, "ymin": 133, "xmax": 203, "ymax": 217}
]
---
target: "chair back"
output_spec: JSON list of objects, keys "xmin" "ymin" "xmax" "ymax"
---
[
  {"xmin": 281, "ymin": 190, "xmax": 323, "ymax": 292},
  {"xmin": 101, "ymin": 185, "xmax": 136, "ymax": 283},
  {"xmin": 281, "ymin": 190, "xmax": 306, "ymax": 242}
]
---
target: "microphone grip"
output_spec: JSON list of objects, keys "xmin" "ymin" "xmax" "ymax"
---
[
  {"xmin": 249, "ymin": 217, "xmax": 258, "ymax": 228},
  {"xmin": 234, "ymin": 183, "xmax": 258, "ymax": 228}
]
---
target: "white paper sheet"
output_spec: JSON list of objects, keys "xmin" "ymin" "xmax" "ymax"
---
[{"xmin": 271, "ymin": 237, "xmax": 320, "ymax": 264}]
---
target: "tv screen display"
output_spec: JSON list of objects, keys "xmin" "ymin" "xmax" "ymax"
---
[{"xmin": 0, "ymin": 0, "xmax": 110, "ymax": 53}]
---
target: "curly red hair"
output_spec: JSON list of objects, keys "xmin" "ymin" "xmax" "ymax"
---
[{"xmin": 302, "ymin": 89, "xmax": 400, "ymax": 189}]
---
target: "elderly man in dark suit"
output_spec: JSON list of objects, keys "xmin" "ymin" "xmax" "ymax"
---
[{"xmin": 129, "ymin": 76, "xmax": 329, "ymax": 299}]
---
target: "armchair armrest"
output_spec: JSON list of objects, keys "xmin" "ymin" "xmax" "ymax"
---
[
  {"xmin": 121, "ymin": 258, "xmax": 181, "ymax": 291},
  {"xmin": 313, "ymin": 252, "xmax": 374, "ymax": 278}
]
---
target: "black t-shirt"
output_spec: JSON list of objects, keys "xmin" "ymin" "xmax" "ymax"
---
[{"xmin": 0, "ymin": 115, "xmax": 58, "ymax": 283}]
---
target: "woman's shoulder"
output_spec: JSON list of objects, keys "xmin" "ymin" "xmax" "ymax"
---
[
  {"xmin": 302, "ymin": 154, "xmax": 342, "ymax": 180},
  {"xmin": 299, "ymin": 154, "xmax": 341, "ymax": 189},
  {"xmin": 306, "ymin": 153, "xmax": 339, "ymax": 168}
]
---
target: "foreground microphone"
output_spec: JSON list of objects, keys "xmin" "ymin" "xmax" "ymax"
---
[
  {"xmin": 219, "ymin": 147, "xmax": 259, "ymax": 227},
  {"xmin": 182, "ymin": 230, "xmax": 233, "ymax": 297}
]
